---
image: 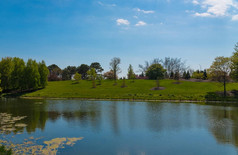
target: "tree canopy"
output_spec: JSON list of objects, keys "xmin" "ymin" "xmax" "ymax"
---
[{"xmin": 146, "ymin": 64, "xmax": 166, "ymax": 80}]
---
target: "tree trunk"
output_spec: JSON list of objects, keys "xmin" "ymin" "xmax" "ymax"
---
[{"xmin": 224, "ymin": 76, "xmax": 226, "ymax": 97}]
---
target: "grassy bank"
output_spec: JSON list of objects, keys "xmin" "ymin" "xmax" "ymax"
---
[{"xmin": 21, "ymin": 79, "xmax": 238, "ymax": 101}]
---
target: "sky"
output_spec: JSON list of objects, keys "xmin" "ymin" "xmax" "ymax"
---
[{"xmin": 1, "ymin": 0, "xmax": 238, "ymax": 77}]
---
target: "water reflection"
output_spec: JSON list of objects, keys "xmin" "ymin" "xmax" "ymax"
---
[{"xmin": 1, "ymin": 99, "xmax": 238, "ymax": 154}]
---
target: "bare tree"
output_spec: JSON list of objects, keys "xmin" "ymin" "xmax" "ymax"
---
[{"xmin": 110, "ymin": 57, "xmax": 121, "ymax": 83}]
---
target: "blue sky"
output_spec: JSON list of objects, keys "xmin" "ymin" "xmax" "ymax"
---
[{"xmin": 1, "ymin": 0, "xmax": 238, "ymax": 76}]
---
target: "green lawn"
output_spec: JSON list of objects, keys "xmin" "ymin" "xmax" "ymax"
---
[{"xmin": 22, "ymin": 79, "xmax": 238, "ymax": 101}]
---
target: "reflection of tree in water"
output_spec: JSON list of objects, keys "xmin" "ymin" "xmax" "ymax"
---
[
  {"xmin": 207, "ymin": 105, "xmax": 238, "ymax": 148},
  {"xmin": 0, "ymin": 98, "xmax": 48, "ymax": 134},
  {"xmin": 145, "ymin": 102, "xmax": 208, "ymax": 132}
]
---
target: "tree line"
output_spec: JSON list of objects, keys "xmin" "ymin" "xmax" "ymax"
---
[{"xmin": 0, "ymin": 57, "xmax": 49, "ymax": 93}]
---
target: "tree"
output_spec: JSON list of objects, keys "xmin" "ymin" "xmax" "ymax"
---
[
  {"xmin": 25, "ymin": 59, "xmax": 41, "ymax": 90},
  {"xmin": 38, "ymin": 61, "xmax": 49, "ymax": 88},
  {"xmin": 62, "ymin": 68, "xmax": 71, "ymax": 80},
  {"xmin": 11, "ymin": 57, "xmax": 25, "ymax": 90},
  {"xmin": 208, "ymin": 56, "xmax": 232, "ymax": 97},
  {"xmin": 0, "ymin": 57, "xmax": 14, "ymax": 91},
  {"xmin": 77, "ymin": 64, "xmax": 90, "ymax": 80},
  {"xmin": 87, "ymin": 68, "xmax": 97, "ymax": 88},
  {"xmin": 48, "ymin": 64, "xmax": 62, "ymax": 81},
  {"xmin": 103, "ymin": 70, "xmax": 114, "ymax": 79},
  {"xmin": 90, "ymin": 62, "xmax": 104, "ymax": 73},
  {"xmin": 110, "ymin": 57, "xmax": 121, "ymax": 82},
  {"xmin": 127, "ymin": 64, "xmax": 135, "ymax": 80},
  {"xmin": 203, "ymin": 69, "xmax": 208, "ymax": 80},
  {"xmin": 146, "ymin": 64, "xmax": 166, "ymax": 80},
  {"xmin": 74, "ymin": 73, "xmax": 82, "ymax": 83},
  {"xmin": 231, "ymin": 42, "xmax": 238, "ymax": 81},
  {"xmin": 174, "ymin": 72, "xmax": 180, "ymax": 82},
  {"xmin": 61, "ymin": 66, "xmax": 76, "ymax": 80},
  {"xmin": 185, "ymin": 71, "xmax": 191, "ymax": 80}
]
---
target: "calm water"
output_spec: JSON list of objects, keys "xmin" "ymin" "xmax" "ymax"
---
[{"xmin": 1, "ymin": 99, "xmax": 238, "ymax": 155}]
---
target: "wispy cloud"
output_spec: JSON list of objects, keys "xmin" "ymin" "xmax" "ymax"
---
[
  {"xmin": 136, "ymin": 8, "xmax": 155, "ymax": 14},
  {"xmin": 98, "ymin": 1, "xmax": 116, "ymax": 7},
  {"xmin": 192, "ymin": 0, "xmax": 238, "ymax": 19},
  {"xmin": 135, "ymin": 21, "xmax": 147, "ymax": 26},
  {"xmin": 116, "ymin": 18, "xmax": 130, "ymax": 25},
  {"xmin": 232, "ymin": 14, "xmax": 238, "ymax": 20}
]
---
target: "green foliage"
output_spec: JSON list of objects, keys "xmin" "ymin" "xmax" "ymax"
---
[
  {"xmin": 77, "ymin": 64, "xmax": 90, "ymax": 80},
  {"xmin": 146, "ymin": 64, "xmax": 166, "ymax": 80},
  {"xmin": 0, "ymin": 57, "xmax": 14, "ymax": 90},
  {"xmin": 127, "ymin": 64, "xmax": 135, "ymax": 79},
  {"xmin": 74, "ymin": 73, "xmax": 82, "ymax": 83},
  {"xmin": 0, "ymin": 57, "xmax": 48, "ymax": 92},
  {"xmin": 208, "ymin": 56, "xmax": 232, "ymax": 97},
  {"xmin": 38, "ymin": 61, "xmax": 49, "ymax": 88},
  {"xmin": 87, "ymin": 68, "xmax": 97, "ymax": 88},
  {"xmin": 90, "ymin": 62, "xmax": 104, "ymax": 73},
  {"xmin": 192, "ymin": 72, "xmax": 203, "ymax": 79},
  {"xmin": 231, "ymin": 42, "xmax": 238, "ymax": 81},
  {"xmin": 62, "ymin": 66, "xmax": 76, "ymax": 80},
  {"xmin": 25, "ymin": 59, "xmax": 41, "ymax": 90}
]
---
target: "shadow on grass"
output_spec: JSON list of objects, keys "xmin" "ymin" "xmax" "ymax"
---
[
  {"xmin": 1, "ymin": 88, "xmax": 43, "ymax": 98},
  {"xmin": 205, "ymin": 90, "xmax": 238, "ymax": 102}
]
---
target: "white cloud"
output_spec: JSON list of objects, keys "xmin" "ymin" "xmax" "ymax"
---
[
  {"xmin": 232, "ymin": 14, "xmax": 238, "ymax": 20},
  {"xmin": 192, "ymin": 0, "xmax": 199, "ymax": 5},
  {"xmin": 135, "ymin": 21, "xmax": 147, "ymax": 26},
  {"xmin": 194, "ymin": 12, "xmax": 212, "ymax": 17},
  {"xmin": 98, "ymin": 1, "xmax": 116, "ymax": 7},
  {"xmin": 192, "ymin": 0, "xmax": 238, "ymax": 19},
  {"xmin": 116, "ymin": 19, "xmax": 130, "ymax": 25},
  {"xmin": 136, "ymin": 8, "xmax": 155, "ymax": 14}
]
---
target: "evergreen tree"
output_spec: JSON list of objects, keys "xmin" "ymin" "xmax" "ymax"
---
[
  {"xmin": 182, "ymin": 71, "xmax": 186, "ymax": 79},
  {"xmin": 203, "ymin": 69, "xmax": 208, "ymax": 80},
  {"xmin": 170, "ymin": 71, "xmax": 174, "ymax": 79},
  {"xmin": 185, "ymin": 71, "xmax": 191, "ymax": 79}
]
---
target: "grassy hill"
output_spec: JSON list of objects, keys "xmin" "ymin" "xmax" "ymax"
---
[{"xmin": 21, "ymin": 79, "xmax": 238, "ymax": 101}]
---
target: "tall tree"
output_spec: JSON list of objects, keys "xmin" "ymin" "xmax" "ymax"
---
[
  {"xmin": 11, "ymin": 57, "xmax": 25, "ymax": 90},
  {"xmin": 77, "ymin": 64, "xmax": 90, "ymax": 80},
  {"xmin": 38, "ymin": 61, "xmax": 49, "ymax": 88},
  {"xmin": 231, "ymin": 42, "xmax": 238, "ymax": 81},
  {"xmin": 87, "ymin": 68, "xmax": 97, "ymax": 88},
  {"xmin": 0, "ymin": 57, "xmax": 14, "ymax": 91},
  {"xmin": 110, "ymin": 57, "xmax": 121, "ymax": 82},
  {"xmin": 208, "ymin": 56, "xmax": 232, "ymax": 97},
  {"xmin": 90, "ymin": 62, "xmax": 104, "ymax": 73},
  {"xmin": 127, "ymin": 64, "xmax": 135, "ymax": 79},
  {"xmin": 25, "ymin": 59, "xmax": 41, "ymax": 90}
]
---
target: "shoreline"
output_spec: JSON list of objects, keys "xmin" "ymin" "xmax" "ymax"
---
[{"xmin": 19, "ymin": 96, "xmax": 238, "ymax": 104}]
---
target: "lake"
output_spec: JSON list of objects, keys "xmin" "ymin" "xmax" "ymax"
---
[{"xmin": 1, "ymin": 98, "xmax": 238, "ymax": 155}]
